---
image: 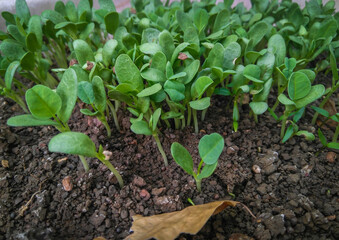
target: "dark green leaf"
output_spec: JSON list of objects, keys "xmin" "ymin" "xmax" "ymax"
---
[
  {"xmin": 5, "ymin": 61, "xmax": 20, "ymax": 89},
  {"xmin": 318, "ymin": 128, "xmax": 327, "ymax": 146},
  {"xmin": 131, "ymin": 120, "xmax": 152, "ymax": 135},
  {"xmin": 140, "ymin": 43, "xmax": 162, "ymax": 55},
  {"xmin": 199, "ymin": 133, "xmax": 224, "ymax": 165},
  {"xmin": 99, "ymin": 0, "xmax": 116, "ymax": 11},
  {"xmin": 282, "ymin": 125, "xmax": 294, "ymax": 143},
  {"xmin": 73, "ymin": 40, "xmax": 95, "ymax": 66},
  {"xmin": 137, "ymin": 83, "xmax": 162, "ymax": 97},
  {"xmin": 177, "ymin": 60, "xmax": 200, "ymax": 84},
  {"xmin": 268, "ymin": 34, "xmax": 286, "ymax": 66},
  {"xmin": 92, "ymin": 76, "xmax": 106, "ymax": 113},
  {"xmin": 191, "ymin": 76, "xmax": 213, "ymax": 99},
  {"xmin": 41, "ymin": 10, "xmax": 65, "ymax": 24},
  {"xmin": 311, "ymin": 106, "xmax": 329, "ymax": 118},
  {"xmin": 159, "ymin": 30, "xmax": 175, "ymax": 61},
  {"xmin": 248, "ymin": 21, "xmax": 269, "ymax": 47},
  {"xmin": 294, "ymin": 85, "xmax": 325, "ymax": 109},
  {"xmin": 78, "ymin": 81, "xmax": 94, "ymax": 104},
  {"xmin": 20, "ymin": 52, "xmax": 35, "ymax": 70},
  {"xmin": 7, "ymin": 114, "xmax": 59, "ymax": 127},
  {"xmin": 102, "ymin": 39, "xmax": 118, "ymax": 67},
  {"xmin": 105, "ymin": 11, "xmax": 119, "ymax": 34},
  {"xmin": 16, "ymin": 0, "xmax": 31, "ymax": 24},
  {"xmin": 0, "ymin": 40, "xmax": 26, "ymax": 61},
  {"xmin": 327, "ymin": 142, "xmax": 339, "ymax": 150},
  {"xmin": 141, "ymin": 68, "xmax": 166, "ymax": 82},
  {"xmin": 164, "ymin": 80, "xmax": 185, "ymax": 102}
]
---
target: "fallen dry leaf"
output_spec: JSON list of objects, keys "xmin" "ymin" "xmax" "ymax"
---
[{"xmin": 125, "ymin": 200, "xmax": 239, "ymax": 240}]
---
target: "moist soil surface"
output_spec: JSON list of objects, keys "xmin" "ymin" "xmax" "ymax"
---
[{"xmin": 0, "ymin": 93, "xmax": 338, "ymax": 240}]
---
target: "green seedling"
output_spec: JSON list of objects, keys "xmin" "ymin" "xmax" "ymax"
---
[
  {"xmin": 171, "ymin": 133, "xmax": 224, "ymax": 192},
  {"xmin": 312, "ymin": 106, "xmax": 339, "ymax": 145},
  {"xmin": 7, "ymin": 68, "xmax": 77, "ymax": 132},
  {"xmin": 49, "ymin": 131, "xmax": 124, "ymax": 187}
]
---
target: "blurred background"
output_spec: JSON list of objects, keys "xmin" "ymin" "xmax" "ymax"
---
[{"xmin": 0, "ymin": 0, "xmax": 338, "ymax": 30}]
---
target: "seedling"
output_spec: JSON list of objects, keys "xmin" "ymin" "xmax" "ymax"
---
[
  {"xmin": 171, "ymin": 133, "xmax": 224, "ymax": 192},
  {"xmin": 49, "ymin": 131, "xmax": 124, "ymax": 187}
]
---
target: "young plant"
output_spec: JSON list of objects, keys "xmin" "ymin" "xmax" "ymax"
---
[
  {"xmin": 48, "ymin": 131, "xmax": 124, "ymax": 187},
  {"xmin": 7, "ymin": 68, "xmax": 77, "ymax": 132},
  {"xmin": 171, "ymin": 133, "xmax": 224, "ymax": 192},
  {"xmin": 312, "ymin": 106, "xmax": 339, "ymax": 144}
]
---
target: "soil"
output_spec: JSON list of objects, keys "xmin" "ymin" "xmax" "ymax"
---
[{"xmin": 0, "ymin": 88, "xmax": 338, "ymax": 240}]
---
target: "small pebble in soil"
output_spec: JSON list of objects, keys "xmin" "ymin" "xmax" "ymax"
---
[
  {"xmin": 326, "ymin": 152, "xmax": 337, "ymax": 163},
  {"xmin": 252, "ymin": 165, "xmax": 261, "ymax": 174},
  {"xmin": 62, "ymin": 176, "xmax": 73, "ymax": 191},
  {"xmin": 139, "ymin": 189, "xmax": 151, "ymax": 201}
]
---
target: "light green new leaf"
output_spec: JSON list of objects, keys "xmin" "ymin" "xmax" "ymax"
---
[
  {"xmin": 28, "ymin": 16, "xmax": 42, "ymax": 48},
  {"xmin": 7, "ymin": 114, "xmax": 60, "ymax": 127},
  {"xmin": 203, "ymin": 43, "xmax": 224, "ymax": 69},
  {"xmin": 141, "ymin": 28, "xmax": 160, "ymax": 44},
  {"xmin": 243, "ymin": 64, "xmax": 263, "ymax": 83},
  {"xmin": 294, "ymin": 85, "xmax": 325, "ymax": 109},
  {"xmin": 171, "ymin": 142, "xmax": 194, "ymax": 175},
  {"xmin": 268, "ymin": 34, "xmax": 286, "ymax": 66},
  {"xmin": 99, "ymin": 0, "xmax": 116, "ymax": 11},
  {"xmin": 282, "ymin": 125, "xmax": 294, "ymax": 143},
  {"xmin": 176, "ymin": 10, "xmax": 193, "ymax": 32},
  {"xmin": 199, "ymin": 133, "xmax": 224, "ymax": 165},
  {"xmin": 131, "ymin": 120, "xmax": 152, "ymax": 136},
  {"xmin": 295, "ymin": 131, "xmax": 315, "ymax": 141},
  {"xmin": 189, "ymin": 97, "xmax": 211, "ymax": 110},
  {"xmin": 73, "ymin": 39, "xmax": 95, "ymax": 66},
  {"xmin": 80, "ymin": 108, "xmax": 99, "ymax": 116},
  {"xmin": 78, "ymin": 81, "xmax": 95, "ymax": 104},
  {"xmin": 5, "ymin": 61, "xmax": 20, "ymax": 89},
  {"xmin": 137, "ymin": 83, "xmax": 162, "ymax": 97},
  {"xmin": 105, "ymin": 11, "xmax": 119, "ymax": 34},
  {"xmin": 26, "ymin": 85, "xmax": 62, "ymax": 119},
  {"xmin": 102, "ymin": 39, "xmax": 118, "ymax": 67},
  {"xmin": 288, "ymin": 72, "xmax": 311, "ymax": 100},
  {"xmin": 248, "ymin": 21, "xmax": 269, "ymax": 47},
  {"xmin": 152, "ymin": 108, "xmax": 161, "ymax": 131},
  {"xmin": 151, "ymin": 52, "xmax": 167, "ymax": 72},
  {"xmin": 177, "ymin": 60, "xmax": 200, "ymax": 84},
  {"xmin": 115, "ymin": 54, "xmax": 143, "ymax": 92},
  {"xmin": 327, "ymin": 142, "xmax": 339, "ymax": 150},
  {"xmin": 223, "ymin": 42, "xmax": 241, "ymax": 70},
  {"xmin": 140, "ymin": 43, "xmax": 162, "ymax": 55},
  {"xmin": 159, "ymin": 30, "xmax": 175, "ymax": 61},
  {"xmin": 249, "ymin": 102, "xmax": 268, "ymax": 115},
  {"xmin": 213, "ymin": 9, "xmax": 230, "ymax": 32},
  {"xmin": 56, "ymin": 68, "xmax": 77, "ymax": 123},
  {"xmin": 92, "ymin": 76, "xmax": 106, "ymax": 113},
  {"xmin": 194, "ymin": 8, "xmax": 208, "ymax": 33},
  {"xmin": 197, "ymin": 161, "xmax": 218, "ymax": 180},
  {"xmin": 191, "ymin": 76, "xmax": 213, "ymax": 99},
  {"xmin": 49, "ymin": 132, "xmax": 98, "ymax": 157},
  {"xmin": 66, "ymin": 1, "xmax": 78, "ymax": 22},
  {"xmin": 278, "ymin": 94, "xmax": 296, "ymax": 106},
  {"xmin": 141, "ymin": 68, "xmax": 166, "ymax": 82}
]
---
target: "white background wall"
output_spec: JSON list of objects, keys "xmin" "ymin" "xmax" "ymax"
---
[{"xmin": 0, "ymin": 0, "xmax": 338, "ymax": 31}]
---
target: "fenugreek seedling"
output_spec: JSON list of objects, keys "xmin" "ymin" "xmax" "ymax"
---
[
  {"xmin": 49, "ymin": 132, "xmax": 124, "ymax": 187},
  {"xmin": 171, "ymin": 133, "xmax": 224, "ymax": 192}
]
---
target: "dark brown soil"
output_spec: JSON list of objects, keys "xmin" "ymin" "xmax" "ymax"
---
[{"xmin": 0, "ymin": 92, "xmax": 338, "ymax": 240}]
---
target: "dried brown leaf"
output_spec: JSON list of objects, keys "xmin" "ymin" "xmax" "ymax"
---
[{"xmin": 125, "ymin": 200, "xmax": 238, "ymax": 240}]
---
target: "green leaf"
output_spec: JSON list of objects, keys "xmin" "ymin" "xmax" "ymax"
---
[
  {"xmin": 171, "ymin": 42, "xmax": 190, "ymax": 65},
  {"xmin": 294, "ymin": 85, "xmax": 325, "ymax": 109},
  {"xmin": 41, "ymin": 10, "xmax": 65, "ymax": 24},
  {"xmin": 115, "ymin": 54, "xmax": 143, "ymax": 92},
  {"xmin": 176, "ymin": 10, "xmax": 193, "ymax": 32},
  {"xmin": 137, "ymin": 83, "xmax": 162, "ymax": 97},
  {"xmin": 16, "ymin": 0, "xmax": 31, "ymax": 24},
  {"xmin": 131, "ymin": 120, "xmax": 152, "ymax": 135},
  {"xmin": 295, "ymin": 131, "xmax": 315, "ymax": 141},
  {"xmin": 309, "ymin": 17, "xmax": 338, "ymax": 40},
  {"xmin": 5, "ymin": 61, "xmax": 20, "ymax": 89},
  {"xmin": 151, "ymin": 52, "xmax": 167, "ymax": 73},
  {"xmin": 26, "ymin": 85, "xmax": 62, "ymax": 119},
  {"xmin": 141, "ymin": 68, "xmax": 166, "ymax": 82},
  {"xmin": 99, "ymin": 0, "xmax": 116, "ymax": 11},
  {"xmin": 257, "ymin": 52, "xmax": 275, "ymax": 81},
  {"xmin": 248, "ymin": 21, "xmax": 269, "ymax": 47},
  {"xmin": 164, "ymin": 80, "xmax": 185, "ymax": 102},
  {"xmin": 203, "ymin": 43, "xmax": 224, "ymax": 69},
  {"xmin": 136, "ymin": 97, "xmax": 150, "ymax": 114},
  {"xmin": 283, "ymin": 58, "xmax": 297, "ymax": 79},
  {"xmin": 327, "ymin": 142, "xmax": 339, "ymax": 150},
  {"xmin": 159, "ymin": 30, "xmax": 175, "ymax": 61},
  {"xmin": 199, "ymin": 133, "xmax": 224, "ymax": 165},
  {"xmin": 213, "ymin": 9, "xmax": 230, "ymax": 32},
  {"xmin": 102, "ymin": 39, "xmax": 118, "ymax": 67},
  {"xmin": 197, "ymin": 162, "xmax": 218, "ymax": 180},
  {"xmin": 26, "ymin": 32, "xmax": 39, "ymax": 52},
  {"xmin": 161, "ymin": 111, "xmax": 183, "ymax": 120},
  {"xmin": 249, "ymin": 102, "xmax": 268, "ymax": 115},
  {"xmin": 20, "ymin": 52, "xmax": 35, "ymax": 70},
  {"xmin": 243, "ymin": 64, "xmax": 263, "ymax": 83},
  {"xmin": 49, "ymin": 132, "xmax": 98, "ymax": 157},
  {"xmin": 318, "ymin": 128, "xmax": 328, "ymax": 146},
  {"xmin": 73, "ymin": 39, "xmax": 95, "ymax": 66},
  {"xmin": 92, "ymin": 76, "xmax": 106, "ymax": 113},
  {"xmin": 141, "ymin": 28, "xmax": 160, "ymax": 44},
  {"xmin": 288, "ymin": 72, "xmax": 311, "ymax": 100},
  {"xmin": 278, "ymin": 94, "xmax": 296, "ymax": 106},
  {"xmin": 140, "ymin": 43, "xmax": 162, "ymax": 55},
  {"xmin": 189, "ymin": 97, "xmax": 211, "ymax": 110},
  {"xmin": 177, "ymin": 59, "xmax": 200, "ymax": 84},
  {"xmin": 66, "ymin": 1, "xmax": 78, "ymax": 22},
  {"xmin": 78, "ymin": 0, "xmax": 91, "ymax": 22},
  {"xmin": 7, "ymin": 114, "xmax": 59, "ymax": 127},
  {"xmin": 298, "ymin": 69, "xmax": 316, "ymax": 83},
  {"xmin": 282, "ymin": 125, "xmax": 294, "ymax": 143},
  {"xmin": 80, "ymin": 108, "xmax": 98, "ymax": 116},
  {"xmin": 8, "ymin": 25, "xmax": 25, "ymax": 44},
  {"xmin": 78, "ymin": 81, "xmax": 94, "ymax": 104},
  {"xmin": 0, "ymin": 41, "xmax": 26, "ymax": 61},
  {"xmin": 268, "ymin": 34, "xmax": 286, "ymax": 66},
  {"xmin": 171, "ymin": 142, "xmax": 194, "ymax": 176},
  {"xmin": 56, "ymin": 68, "xmax": 77, "ymax": 123},
  {"xmin": 169, "ymin": 72, "xmax": 186, "ymax": 80},
  {"xmin": 152, "ymin": 108, "xmax": 161, "ymax": 131},
  {"xmin": 194, "ymin": 8, "xmax": 208, "ymax": 33},
  {"xmin": 223, "ymin": 42, "xmax": 241, "ymax": 70},
  {"xmin": 191, "ymin": 76, "xmax": 213, "ymax": 99},
  {"xmin": 28, "ymin": 16, "xmax": 42, "ymax": 49},
  {"xmin": 105, "ymin": 11, "xmax": 119, "ymax": 34},
  {"xmin": 329, "ymin": 45, "xmax": 339, "ymax": 81},
  {"xmin": 311, "ymin": 106, "xmax": 329, "ymax": 118}
]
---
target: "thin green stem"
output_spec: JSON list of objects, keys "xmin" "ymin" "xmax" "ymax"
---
[
  {"xmin": 79, "ymin": 155, "xmax": 90, "ymax": 172},
  {"xmin": 193, "ymin": 109, "xmax": 199, "ymax": 134},
  {"xmin": 197, "ymin": 160, "xmax": 203, "ymax": 175},
  {"xmin": 107, "ymin": 100, "xmax": 121, "ymax": 131},
  {"xmin": 254, "ymin": 113, "xmax": 258, "ymax": 123},
  {"xmin": 100, "ymin": 159, "xmax": 124, "ymax": 188},
  {"xmin": 195, "ymin": 177, "xmax": 202, "ymax": 192},
  {"xmin": 153, "ymin": 133, "xmax": 168, "ymax": 166},
  {"xmin": 101, "ymin": 117, "xmax": 111, "ymax": 137},
  {"xmin": 201, "ymin": 108, "xmax": 207, "ymax": 121},
  {"xmin": 312, "ymin": 84, "xmax": 339, "ymax": 125},
  {"xmin": 280, "ymin": 113, "xmax": 288, "ymax": 139},
  {"xmin": 187, "ymin": 105, "xmax": 192, "ymax": 126}
]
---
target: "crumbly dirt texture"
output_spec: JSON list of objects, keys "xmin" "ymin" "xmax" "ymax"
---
[{"xmin": 0, "ymin": 94, "xmax": 338, "ymax": 240}]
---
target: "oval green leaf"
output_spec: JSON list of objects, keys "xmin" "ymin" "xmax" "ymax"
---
[{"xmin": 198, "ymin": 133, "xmax": 224, "ymax": 165}]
